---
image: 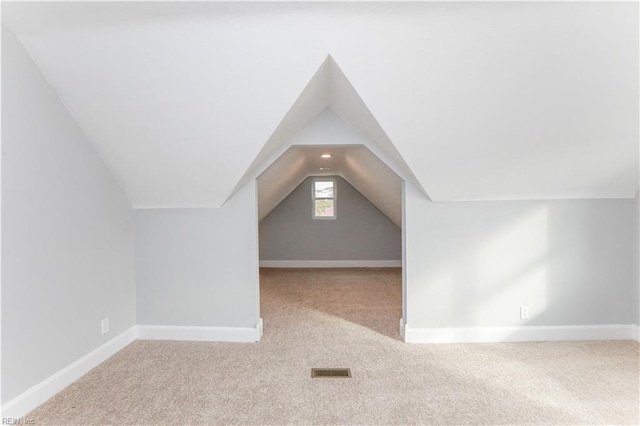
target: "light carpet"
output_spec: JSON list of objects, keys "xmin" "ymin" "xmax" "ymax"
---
[{"xmin": 27, "ymin": 267, "xmax": 639, "ymax": 424}]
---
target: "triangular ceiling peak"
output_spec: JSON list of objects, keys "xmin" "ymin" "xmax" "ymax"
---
[
  {"xmin": 6, "ymin": 3, "xmax": 635, "ymax": 205},
  {"xmin": 229, "ymin": 55, "xmax": 426, "ymax": 203},
  {"xmin": 324, "ymin": 57, "xmax": 426, "ymax": 195}
]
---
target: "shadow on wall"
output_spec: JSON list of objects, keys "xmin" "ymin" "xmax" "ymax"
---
[
  {"xmin": 411, "ymin": 198, "xmax": 634, "ymax": 331},
  {"xmin": 472, "ymin": 207, "xmax": 550, "ymax": 326}
]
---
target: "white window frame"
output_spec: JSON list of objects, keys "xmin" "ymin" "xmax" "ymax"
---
[{"xmin": 312, "ymin": 177, "xmax": 337, "ymax": 220}]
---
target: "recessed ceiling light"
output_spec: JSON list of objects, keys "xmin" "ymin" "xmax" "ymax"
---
[
  {"xmin": 320, "ymin": 154, "xmax": 332, "ymax": 158},
  {"xmin": 319, "ymin": 167, "xmax": 330, "ymax": 171}
]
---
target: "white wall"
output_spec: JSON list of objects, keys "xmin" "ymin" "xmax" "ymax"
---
[
  {"xmin": 135, "ymin": 181, "xmax": 259, "ymax": 328},
  {"xmin": 2, "ymin": 28, "xmax": 135, "ymax": 403},
  {"xmin": 405, "ymin": 184, "xmax": 635, "ymax": 330},
  {"xmin": 634, "ymin": 191, "xmax": 639, "ymax": 327},
  {"xmin": 259, "ymin": 176, "xmax": 401, "ymax": 262}
]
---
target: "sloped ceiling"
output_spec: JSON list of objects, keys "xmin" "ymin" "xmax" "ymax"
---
[
  {"xmin": 2, "ymin": 2, "xmax": 638, "ymax": 207},
  {"xmin": 257, "ymin": 145, "xmax": 402, "ymax": 227},
  {"xmin": 257, "ymin": 108, "xmax": 404, "ymax": 227},
  {"xmin": 235, "ymin": 55, "xmax": 423, "ymax": 202}
]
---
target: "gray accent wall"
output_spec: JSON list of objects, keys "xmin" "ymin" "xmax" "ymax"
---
[
  {"xmin": 135, "ymin": 181, "xmax": 259, "ymax": 328},
  {"xmin": 2, "ymin": 28, "xmax": 135, "ymax": 403},
  {"xmin": 405, "ymin": 183, "xmax": 636, "ymax": 329},
  {"xmin": 259, "ymin": 176, "xmax": 401, "ymax": 261}
]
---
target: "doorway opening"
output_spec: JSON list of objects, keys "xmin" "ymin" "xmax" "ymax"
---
[{"xmin": 256, "ymin": 145, "xmax": 406, "ymax": 340}]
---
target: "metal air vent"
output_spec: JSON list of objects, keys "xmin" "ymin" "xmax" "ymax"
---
[{"xmin": 311, "ymin": 368, "xmax": 352, "ymax": 378}]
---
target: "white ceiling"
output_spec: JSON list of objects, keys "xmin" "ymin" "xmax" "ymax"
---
[
  {"xmin": 228, "ymin": 53, "xmax": 412, "ymax": 224},
  {"xmin": 256, "ymin": 108, "xmax": 404, "ymax": 227},
  {"xmin": 3, "ymin": 2, "xmax": 638, "ymax": 207},
  {"xmin": 257, "ymin": 145, "xmax": 402, "ymax": 227}
]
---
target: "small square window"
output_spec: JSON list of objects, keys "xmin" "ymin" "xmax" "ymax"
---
[{"xmin": 313, "ymin": 178, "xmax": 336, "ymax": 219}]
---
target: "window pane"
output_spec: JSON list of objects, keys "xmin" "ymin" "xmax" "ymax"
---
[
  {"xmin": 315, "ymin": 199, "xmax": 334, "ymax": 217},
  {"xmin": 314, "ymin": 181, "xmax": 334, "ymax": 198}
]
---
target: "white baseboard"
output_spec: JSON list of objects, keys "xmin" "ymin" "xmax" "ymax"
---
[
  {"xmin": 402, "ymin": 324, "xmax": 637, "ymax": 344},
  {"xmin": 632, "ymin": 325, "xmax": 640, "ymax": 342},
  {"xmin": 4, "ymin": 320, "xmax": 630, "ymax": 419},
  {"xmin": 1, "ymin": 321, "xmax": 263, "ymax": 419},
  {"xmin": 259, "ymin": 260, "xmax": 401, "ymax": 268},
  {"xmin": 1, "ymin": 326, "xmax": 137, "ymax": 420},
  {"xmin": 137, "ymin": 319, "xmax": 263, "ymax": 343},
  {"xmin": 257, "ymin": 318, "xmax": 264, "ymax": 339}
]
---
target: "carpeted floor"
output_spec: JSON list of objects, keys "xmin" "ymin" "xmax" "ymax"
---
[{"xmin": 27, "ymin": 268, "xmax": 639, "ymax": 425}]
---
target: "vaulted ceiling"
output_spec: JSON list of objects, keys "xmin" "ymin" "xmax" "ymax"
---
[
  {"xmin": 3, "ymin": 2, "xmax": 638, "ymax": 208},
  {"xmin": 256, "ymin": 108, "xmax": 405, "ymax": 227}
]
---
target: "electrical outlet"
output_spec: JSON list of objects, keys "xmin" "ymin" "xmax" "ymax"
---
[
  {"xmin": 101, "ymin": 318, "xmax": 109, "ymax": 335},
  {"xmin": 520, "ymin": 306, "xmax": 530, "ymax": 320}
]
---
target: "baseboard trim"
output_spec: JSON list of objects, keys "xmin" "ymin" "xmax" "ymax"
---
[
  {"xmin": 4, "ymin": 321, "xmax": 629, "ymax": 418},
  {"xmin": 259, "ymin": 260, "xmax": 402, "ymax": 268},
  {"xmin": 632, "ymin": 325, "xmax": 640, "ymax": 342},
  {"xmin": 137, "ymin": 320, "xmax": 263, "ymax": 343},
  {"xmin": 1, "ymin": 326, "xmax": 137, "ymax": 419},
  {"xmin": 257, "ymin": 318, "xmax": 264, "ymax": 339},
  {"xmin": 399, "ymin": 318, "xmax": 406, "ymax": 341},
  {"xmin": 402, "ymin": 324, "xmax": 637, "ymax": 344}
]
